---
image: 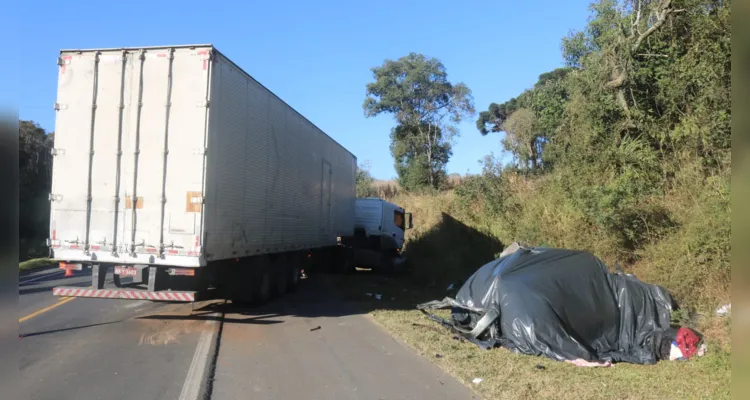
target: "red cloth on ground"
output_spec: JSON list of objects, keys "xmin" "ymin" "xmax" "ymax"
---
[{"xmin": 676, "ymin": 327, "xmax": 701, "ymax": 359}]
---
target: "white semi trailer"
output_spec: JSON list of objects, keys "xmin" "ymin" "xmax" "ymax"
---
[{"xmin": 49, "ymin": 44, "xmax": 363, "ymax": 304}]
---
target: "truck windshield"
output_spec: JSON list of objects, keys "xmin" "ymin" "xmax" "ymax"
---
[{"xmin": 394, "ymin": 210, "xmax": 405, "ymax": 230}]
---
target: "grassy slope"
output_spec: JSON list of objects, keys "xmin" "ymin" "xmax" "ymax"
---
[
  {"xmin": 332, "ymin": 192, "xmax": 730, "ymax": 400},
  {"xmin": 19, "ymin": 258, "xmax": 56, "ymax": 271}
]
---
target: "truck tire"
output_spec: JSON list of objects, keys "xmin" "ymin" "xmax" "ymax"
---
[
  {"xmin": 336, "ymin": 247, "xmax": 355, "ymax": 274},
  {"xmin": 224, "ymin": 266, "xmax": 254, "ymax": 306},
  {"xmin": 288, "ymin": 266, "xmax": 301, "ymax": 291},
  {"xmin": 253, "ymin": 265, "xmax": 272, "ymax": 304},
  {"xmin": 275, "ymin": 266, "xmax": 289, "ymax": 296}
]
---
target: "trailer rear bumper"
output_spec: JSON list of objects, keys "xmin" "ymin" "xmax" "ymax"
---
[
  {"xmin": 52, "ymin": 286, "xmax": 197, "ymax": 302},
  {"xmin": 50, "ymin": 247, "xmax": 205, "ymax": 268}
]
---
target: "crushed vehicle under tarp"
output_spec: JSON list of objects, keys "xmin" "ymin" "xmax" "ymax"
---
[{"xmin": 417, "ymin": 243, "xmax": 702, "ymax": 365}]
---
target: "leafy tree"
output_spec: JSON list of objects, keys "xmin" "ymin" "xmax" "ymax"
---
[
  {"xmin": 19, "ymin": 120, "xmax": 54, "ymax": 260},
  {"xmin": 390, "ymin": 123, "xmax": 451, "ymax": 191},
  {"xmin": 363, "ymin": 53, "xmax": 475, "ymax": 189},
  {"xmin": 355, "ymin": 162, "xmax": 376, "ymax": 198},
  {"xmin": 475, "ymin": 98, "xmax": 519, "ymax": 135},
  {"xmin": 503, "ymin": 108, "xmax": 542, "ymax": 169},
  {"xmin": 476, "ymin": 67, "xmax": 570, "ymax": 170}
]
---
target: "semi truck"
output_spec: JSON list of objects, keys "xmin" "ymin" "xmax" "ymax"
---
[{"xmin": 49, "ymin": 44, "xmax": 411, "ymax": 304}]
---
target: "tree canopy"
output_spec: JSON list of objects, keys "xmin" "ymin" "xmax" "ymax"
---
[
  {"xmin": 462, "ymin": 0, "xmax": 730, "ymax": 307},
  {"xmin": 364, "ymin": 53, "xmax": 474, "ymax": 190},
  {"xmin": 19, "ymin": 120, "xmax": 54, "ymax": 260}
]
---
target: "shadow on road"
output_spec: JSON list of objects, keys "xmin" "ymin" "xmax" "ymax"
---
[
  {"xmin": 136, "ymin": 214, "xmax": 503, "ymax": 326},
  {"xmin": 20, "ymin": 321, "xmax": 122, "ymax": 338},
  {"xmin": 137, "ymin": 312, "xmax": 285, "ymax": 325}
]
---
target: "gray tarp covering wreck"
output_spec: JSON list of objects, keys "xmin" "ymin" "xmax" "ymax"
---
[{"xmin": 417, "ymin": 243, "xmax": 688, "ymax": 365}]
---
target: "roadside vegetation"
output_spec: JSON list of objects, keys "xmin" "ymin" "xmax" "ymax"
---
[
  {"xmin": 358, "ymin": 0, "xmax": 730, "ymax": 318},
  {"xmin": 19, "ymin": 258, "xmax": 56, "ymax": 271},
  {"xmin": 19, "ymin": 120, "xmax": 54, "ymax": 262},
  {"xmin": 353, "ymin": 0, "xmax": 730, "ymax": 398}
]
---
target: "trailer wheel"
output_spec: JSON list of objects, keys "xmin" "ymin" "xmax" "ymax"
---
[
  {"xmin": 223, "ymin": 263, "xmax": 254, "ymax": 305},
  {"xmin": 254, "ymin": 268, "xmax": 272, "ymax": 304},
  {"xmin": 288, "ymin": 267, "xmax": 301, "ymax": 291},
  {"xmin": 275, "ymin": 266, "xmax": 289, "ymax": 296}
]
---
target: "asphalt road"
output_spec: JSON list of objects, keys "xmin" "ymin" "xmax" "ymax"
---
[
  {"xmin": 19, "ymin": 267, "xmax": 215, "ymax": 400},
  {"xmin": 19, "ymin": 267, "xmax": 477, "ymax": 400}
]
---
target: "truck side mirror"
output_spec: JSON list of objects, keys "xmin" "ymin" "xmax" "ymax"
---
[{"xmin": 406, "ymin": 213, "xmax": 413, "ymax": 229}]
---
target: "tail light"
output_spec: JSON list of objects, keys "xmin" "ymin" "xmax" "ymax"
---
[{"xmin": 167, "ymin": 268, "xmax": 195, "ymax": 276}]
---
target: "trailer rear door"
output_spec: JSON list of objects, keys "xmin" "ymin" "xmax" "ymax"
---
[{"xmin": 50, "ymin": 46, "xmax": 211, "ymax": 267}]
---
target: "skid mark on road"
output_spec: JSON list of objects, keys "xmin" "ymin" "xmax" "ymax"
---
[
  {"xmin": 137, "ymin": 320, "xmax": 210, "ymax": 346},
  {"xmin": 135, "ymin": 301, "xmax": 223, "ymax": 347}
]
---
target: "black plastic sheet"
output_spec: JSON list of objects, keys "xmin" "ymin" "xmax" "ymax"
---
[{"xmin": 417, "ymin": 243, "xmax": 677, "ymax": 364}]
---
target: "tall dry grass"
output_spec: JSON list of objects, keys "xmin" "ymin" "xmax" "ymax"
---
[{"xmin": 371, "ymin": 180, "xmax": 401, "ymax": 200}]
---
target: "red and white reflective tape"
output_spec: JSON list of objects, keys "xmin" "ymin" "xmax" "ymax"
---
[
  {"xmin": 60, "ymin": 55, "xmax": 72, "ymax": 74},
  {"xmin": 52, "ymin": 287, "xmax": 195, "ymax": 302}
]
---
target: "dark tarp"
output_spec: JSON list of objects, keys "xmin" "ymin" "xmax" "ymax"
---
[{"xmin": 417, "ymin": 243, "xmax": 678, "ymax": 365}]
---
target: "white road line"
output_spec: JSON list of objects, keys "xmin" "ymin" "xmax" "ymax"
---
[
  {"xmin": 19, "ymin": 270, "xmax": 64, "ymax": 285},
  {"xmin": 179, "ymin": 311, "xmax": 222, "ymax": 400}
]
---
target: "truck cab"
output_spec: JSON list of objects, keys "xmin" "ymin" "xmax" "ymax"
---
[{"xmin": 354, "ymin": 198, "xmax": 412, "ymax": 251}]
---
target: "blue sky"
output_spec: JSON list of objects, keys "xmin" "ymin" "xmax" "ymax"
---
[{"xmin": 8, "ymin": 0, "xmax": 591, "ymax": 179}]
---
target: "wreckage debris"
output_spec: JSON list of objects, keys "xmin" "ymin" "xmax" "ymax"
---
[
  {"xmin": 716, "ymin": 303, "xmax": 731, "ymax": 316},
  {"xmin": 417, "ymin": 242, "xmax": 706, "ymax": 366},
  {"xmin": 565, "ymin": 359, "xmax": 612, "ymax": 368}
]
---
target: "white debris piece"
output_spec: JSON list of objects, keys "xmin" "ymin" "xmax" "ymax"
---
[
  {"xmin": 472, "ymin": 378, "xmax": 483, "ymax": 385},
  {"xmin": 697, "ymin": 343, "xmax": 708, "ymax": 357},
  {"xmin": 446, "ymin": 283, "xmax": 454, "ymax": 291},
  {"xmin": 716, "ymin": 303, "xmax": 731, "ymax": 316},
  {"xmin": 375, "ymin": 294, "xmax": 382, "ymax": 300},
  {"xmin": 669, "ymin": 343, "xmax": 684, "ymax": 361}
]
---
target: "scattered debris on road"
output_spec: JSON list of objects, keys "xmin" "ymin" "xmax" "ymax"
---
[
  {"xmin": 310, "ymin": 326, "xmax": 321, "ymax": 332},
  {"xmin": 417, "ymin": 242, "xmax": 705, "ymax": 366}
]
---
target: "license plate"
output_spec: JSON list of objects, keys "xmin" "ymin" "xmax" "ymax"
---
[{"xmin": 114, "ymin": 266, "xmax": 137, "ymax": 276}]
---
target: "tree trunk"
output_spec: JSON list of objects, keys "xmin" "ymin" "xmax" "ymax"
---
[
  {"xmin": 526, "ymin": 140, "xmax": 537, "ymax": 170},
  {"xmin": 425, "ymin": 125, "xmax": 434, "ymax": 188}
]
